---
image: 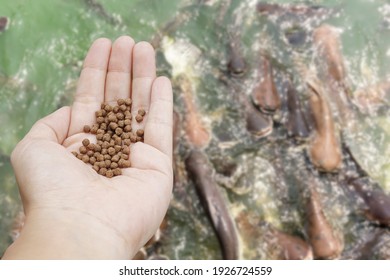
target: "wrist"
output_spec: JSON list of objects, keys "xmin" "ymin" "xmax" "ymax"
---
[{"xmin": 3, "ymin": 208, "xmax": 133, "ymax": 259}]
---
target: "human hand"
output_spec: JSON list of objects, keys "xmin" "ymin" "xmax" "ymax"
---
[{"xmin": 2, "ymin": 36, "xmax": 173, "ymax": 259}]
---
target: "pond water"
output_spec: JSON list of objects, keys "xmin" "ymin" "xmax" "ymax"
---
[{"xmin": 0, "ymin": 0, "xmax": 389, "ymax": 259}]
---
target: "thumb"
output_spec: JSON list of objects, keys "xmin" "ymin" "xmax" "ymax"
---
[{"xmin": 24, "ymin": 106, "xmax": 71, "ymax": 144}]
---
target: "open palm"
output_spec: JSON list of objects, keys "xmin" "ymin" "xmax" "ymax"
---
[{"xmin": 10, "ymin": 37, "xmax": 173, "ymax": 259}]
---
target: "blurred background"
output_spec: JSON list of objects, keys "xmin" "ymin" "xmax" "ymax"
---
[{"xmin": 0, "ymin": 0, "xmax": 389, "ymax": 259}]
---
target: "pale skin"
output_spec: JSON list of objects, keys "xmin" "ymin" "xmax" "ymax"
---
[{"xmin": 2, "ymin": 36, "xmax": 173, "ymax": 259}]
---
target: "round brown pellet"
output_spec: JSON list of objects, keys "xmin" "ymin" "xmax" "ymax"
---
[
  {"xmin": 123, "ymin": 139, "xmax": 131, "ymax": 146},
  {"xmin": 122, "ymin": 132, "xmax": 130, "ymax": 139},
  {"xmin": 87, "ymin": 150, "xmax": 94, "ymax": 157},
  {"xmin": 135, "ymin": 114, "xmax": 143, "ymax": 122},
  {"xmin": 72, "ymin": 151, "xmax": 78, "ymax": 157},
  {"xmin": 113, "ymin": 168, "xmax": 122, "ymax": 176},
  {"xmin": 98, "ymin": 168, "xmax": 107, "ymax": 176},
  {"xmin": 122, "ymin": 146, "xmax": 130, "ymax": 154},
  {"xmin": 91, "ymin": 124, "xmax": 99, "ymax": 134},
  {"xmin": 89, "ymin": 157, "xmax": 96, "ymax": 165},
  {"xmin": 100, "ymin": 123, "xmax": 107, "ymax": 130},
  {"xmin": 96, "ymin": 154, "xmax": 104, "ymax": 162},
  {"xmin": 130, "ymin": 134, "xmax": 137, "ymax": 143},
  {"xmin": 117, "ymin": 99, "xmax": 125, "ymax": 106},
  {"xmin": 111, "ymin": 155, "xmax": 120, "ymax": 162},
  {"xmin": 106, "ymin": 170, "xmax": 114, "ymax": 178},
  {"xmin": 104, "ymin": 154, "xmax": 111, "ymax": 160},
  {"xmin": 101, "ymin": 141, "xmax": 109, "ymax": 149},
  {"xmin": 118, "ymin": 159, "xmax": 125, "ymax": 168},
  {"xmin": 136, "ymin": 129, "xmax": 144, "ymax": 137},
  {"xmin": 97, "ymin": 129, "xmax": 105, "ymax": 135},
  {"xmin": 87, "ymin": 143, "xmax": 95, "ymax": 150},
  {"xmin": 82, "ymin": 139, "xmax": 90, "ymax": 147},
  {"xmin": 82, "ymin": 155, "xmax": 90, "ymax": 163},
  {"xmin": 98, "ymin": 161, "xmax": 106, "ymax": 168},
  {"xmin": 125, "ymin": 111, "xmax": 132, "ymax": 119},
  {"xmin": 79, "ymin": 146, "xmax": 87, "ymax": 154},
  {"xmin": 114, "ymin": 138, "xmax": 122, "ymax": 145},
  {"xmin": 124, "ymin": 125, "xmax": 132, "ymax": 132},
  {"xmin": 116, "ymin": 112, "xmax": 124, "ymax": 120},
  {"xmin": 104, "ymin": 105, "xmax": 112, "ymax": 112},
  {"xmin": 113, "ymin": 106, "xmax": 119, "ymax": 113},
  {"xmin": 123, "ymin": 160, "xmax": 131, "ymax": 168},
  {"xmin": 94, "ymin": 145, "xmax": 102, "ymax": 152},
  {"xmin": 95, "ymin": 110, "xmax": 103, "ymax": 118},
  {"xmin": 115, "ymin": 127, "xmax": 123, "ymax": 136},
  {"xmin": 77, "ymin": 154, "xmax": 83, "ymax": 160},
  {"xmin": 117, "ymin": 120, "xmax": 124, "ymax": 128},
  {"xmin": 101, "ymin": 148, "xmax": 108, "ymax": 155},
  {"xmin": 96, "ymin": 116, "xmax": 104, "ymax": 124},
  {"xmin": 110, "ymin": 162, "xmax": 118, "ymax": 169},
  {"xmin": 83, "ymin": 125, "xmax": 91, "ymax": 133},
  {"xmin": 138, "ymin": 109, "xmax": 146, "ymax": 116},
  {"xmin": 103, "ymin": 134, "xmax": 111, "ymax": 142},
  {"xmin": 121, "ymin": 154, "xmax": 129, "ymax": 160},
  {"xmin": 136, "ymin": 136, "xmax": 143, "ymax": 142},
  {"xmin": 125, "ymin": 98, "xmax": 132, "ymax": 106},
  {"xmin": 124, "ymin": 119, "xmax": 131, "ymax": 126},
  {"xmin": 105, "ymin": 159, "xmax": 111, "ymax": 168},
  {"xmin": 96, "ymin": 133, "xmax": 103, "ymax": 140},
  {"xmin": 109, "ymin": 122, "xmax": 118, "ymax": 130},
  {"xmin": 119, "ymin": 104, "xmax": 127, "ymax": 112},
  {"xmin": 93, "ymin": 164, "xmax": 100, "ymax": 172},
  {"xmin": 108, "ymin": 147, "xmax": 116, "ymax": 156},
  {"xmin": 114, "ymin": 145, "xmax": 122, "ymax": 153},
  {"xmin": 108, "ymin": 114, "xmax": 117, "ymax": 122}
]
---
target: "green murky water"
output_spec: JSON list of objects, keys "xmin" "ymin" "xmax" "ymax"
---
[{"xmin": 0, "ymin": 0, "xmax": 389, "ymax": 259}]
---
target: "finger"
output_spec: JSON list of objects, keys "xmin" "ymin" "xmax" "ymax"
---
[
  {"xmin": 144, "ymin": 77, "xmax": 173, "ymax": 160},
  {"xmin": 105, "ymin": 36, "xmax": 135, "ymax": 105},
  {"xmin": 68, "ymin": 38, "xmax": 112, "ymax": 136},
  {"xmin": 131, "ymin": 42, "xmax": 156, "ymax": 132},
  {"xmin": 24, "ymin": 106, "xmax": 71, "ymax": 144}
]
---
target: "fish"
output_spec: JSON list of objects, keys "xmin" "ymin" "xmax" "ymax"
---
[
  {"xmin": 245, "ymin": 102, "xmax": 273, "ymax": 138},
  {"xmin": 266, "ymin": 226, "xmax": 313, "ymax": 260},
  {"xmin": 0, "ymin": 17, "xmax": 8, "ymax": 33},
  {"xmin": 256, "ymin": 2, "xmax": 333, "ymax": 20},
  {"xmin": 284, "ymin": 27, "xmax": 307, "ymax": 47},
  {"xmin": 179, "ymin": 75, "xmax": 211, "ymax": 149},
  {"xmin": 185, "ymin": 149, "xmax": 240, "ymax": 260},
  {"xmin": 217, "ymin": 69, "xmax": 273, "ymax": 138},
  {"xmin": 313, "ymin": 24, "xmax": 353, "ymax": 123},
  {"xmin": 285, "ymin": 79, "xmax": 311, "ymax": 140},
  {"xmin": 83, "ymin": 0, "xmax": 120, "ymax": 25},
  {"xmin": 306, "ymin": 77, "xmax": 342, "ymax": 172},
  {"xmin": 150, "ymin": 11, "xmax": 191, "ymax": 49},
  {"xmin": 353, "ymin": 80, "xmax": 390, "ymax": 113},
  {"xmin": 348, "ymin": 177, "xmax": 390, "ymax": 227},
  {"xmin": 346, "ymin": 229, "xmax": 389, "ymax": 260},
  {"xmin": 173, "ymin": 109, "xmax": 181, "ymax": 152},
  {"xmin": 251, "ymin": 56, "xmax": 281, "ymax": 115},
  {"xmin": 313, "ymin": 24, "xmax": 347, "ymax": 85},
  {"xmin": 305, "ymin": 179, "xmax": 343, "ymax": 259},
  {"xmin": 227, "ymin": 33, "xmax": 247, "ymax": 77}
]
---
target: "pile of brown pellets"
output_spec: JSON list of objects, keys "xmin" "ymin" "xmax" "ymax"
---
[{"xmin": 72, "ymin": 98, "xmax": 146, "ymax": 178}]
